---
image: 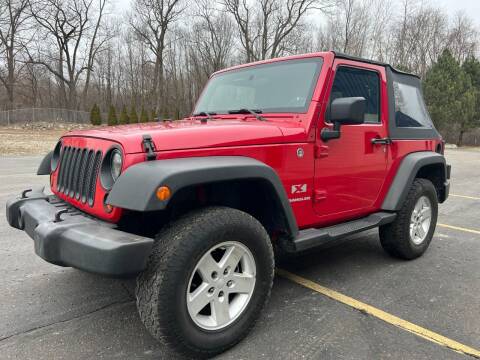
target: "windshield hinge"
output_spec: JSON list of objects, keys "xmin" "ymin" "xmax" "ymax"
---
[{"xmin": 142, "ymin": 134, "xmax": 157, "ymax": 161}]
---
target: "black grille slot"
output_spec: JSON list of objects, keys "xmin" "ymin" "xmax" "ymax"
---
[
  {"xmin": 88, "ymin": 151, "xmax": 102, "ymax": 206},
  {"xmin": 74, "ymin": 149, "xmax": 87, "ymax": 200},
  {"xmin": 58, "ymin": 147, "xmax": 71, "ymax": 193},
  {"xmin": 56, "ymin": 147, "xmax": 67, "ymax": 193},
  {"xmin": 64, "ymin": 148, "xmax": 76, "ymax": 194},
  {"xmin": 67, "ymin": 148, "xmax": 80, "ymax": 197},
  {"xmin": 56, "ymin": 146, "xmax": 102, "ymax": 207},
  {"xmin": 81, "ymin": 150, "xmax": 94, "ymax": 203}
]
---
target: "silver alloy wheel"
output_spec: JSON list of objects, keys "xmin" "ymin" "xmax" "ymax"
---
[
  {"xmin": 186, "ymin": 241, "xmax": 256, "ymax": 331},
  {"xmin": 410, "ymin": 195, "xmax": 432, "ymax": 245}
]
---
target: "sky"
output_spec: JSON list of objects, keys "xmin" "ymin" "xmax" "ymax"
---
[
  {"xmin": 113, "ymin": 0, "xmax": 480, "ymax": 26},
  {"xmin": 436, "ymin": 0, "xmax": 480, "ymax": 24},
  {"xmin": 113, "ymin": 0, "xmax": 130, "ymax": 12}
]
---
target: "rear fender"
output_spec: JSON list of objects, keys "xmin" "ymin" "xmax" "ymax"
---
[{"xmin": 382, "ymin": 151, "xmax": 448, "ymax": 211}]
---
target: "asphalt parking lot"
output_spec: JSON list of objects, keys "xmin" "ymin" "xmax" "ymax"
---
[{"xmin": 0, "ymin": 149, "xmax": 479, "ymax": 359}]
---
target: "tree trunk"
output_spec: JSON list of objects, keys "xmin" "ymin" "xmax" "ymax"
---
[
  {"xmin": 82, "ymin": 0, "xmax": 105, "ymax": 108},
  {"xmin": 6, "ymin": 46, "xmax": 15, "ymax": 110},
  {"xmin": 106, "ymin": 71, "xmax": 112, "ymax": 108},
  {"xmin": 152, "ymin": 48, "xmax": 161, "ymax": 114},
  {"xmin": 158, "ymin": 57, "xmax": 165, "ymax": 116},
  {"xmin": 82, "ymin": 66, "xmax": 93, "ymax": 108},
  {"xmin": 155, "ymin": 45, "xmax": 165, "ymax": 117},
  {"xmin": 456, "ymin": 130, "xmax": 465, "ymax": 147},
  {"xmin": 68, "ymin": 82, "xmax": 78, "ymax": 110}
]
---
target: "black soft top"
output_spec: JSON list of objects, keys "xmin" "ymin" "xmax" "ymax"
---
[
  {"xmin": 332, "ymin": 51, "xmax": 440, "ymax": 140},
  {"xmin": 332, "ymin": 51, "xmax": 420, "ymax": 79}
]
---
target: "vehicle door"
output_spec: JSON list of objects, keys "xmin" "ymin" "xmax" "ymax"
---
[{"xmin": 313, "ymin": 60, "xmax": 389, "ymax": 223}]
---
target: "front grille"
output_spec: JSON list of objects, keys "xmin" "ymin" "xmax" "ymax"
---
[{"xmin": 57, "ymin": 146, "xmax": 102, "ymax": 206}]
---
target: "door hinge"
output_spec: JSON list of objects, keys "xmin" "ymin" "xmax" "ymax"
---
[
  {"xmin": 314, "ymin": 145, "xmax": 329, "ymax": 158},
  {"xmin": 142, "ymin": 134, "xmax": 157, "ymax": 161},
  {"xmin": 314, "ymin": 190, "xmax": 327, "ymax": 202}
]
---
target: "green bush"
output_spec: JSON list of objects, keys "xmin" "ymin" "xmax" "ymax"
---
[
  {"xmin": 107, "ymin": 105, "xmax": 117, "ymax": 126},
  {"xmin": 151, "ymin": 109, "xmax": 157, "ymax": 122},
  {"xmin": 119, "ymin": 105, "xmax": 129, "ymax": 124},
  {"xmin": 90, "ymin": 104, "xmax": 102, "ymax": 126},
  {"xmin": 130, "ymin": 105, "xmax": 139, "ymax": 123},
  {"xmin": 424, "ymin": 49, "xmax": 477, "ymax": 146},
  {"xmin": 140, "ymin": 106, "xmax": 149, "ymax": 123},
  {"xmin": 161, "ymin": 109, "xmax": 169, "ymax": 120}
]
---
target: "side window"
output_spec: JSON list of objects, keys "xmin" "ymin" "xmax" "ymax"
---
[
  {"xmin": 393, "ymin": 82, "xmax": 433, "ymax": 128},
  {"xmin": 329, "ymin": 66, "xmax": 380, "ymax": 123}
]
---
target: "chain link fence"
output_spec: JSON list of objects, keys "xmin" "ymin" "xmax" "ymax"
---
[
  {"xmin": 459, "ymin": 129, "xmax": 480, "ymax": 146},
  {"xmin": 439, "ymin": 126, "xmax": 480, "ymax": 146},
  {"xmin": 0, "ymin": 108, "xmax": 90, "ymax": 126}
]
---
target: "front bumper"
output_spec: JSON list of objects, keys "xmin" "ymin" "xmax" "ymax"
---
[{"xmin": 6, "ymin": 188, "xmax": 153, "ymax": 277}]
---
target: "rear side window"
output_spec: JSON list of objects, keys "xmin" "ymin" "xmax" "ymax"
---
[
  {"xmin": 393, "ymin": 82, "xmax": 433, "ymax": 128},
  {"xmin": 329, "ymin": 66, "xmax": 380, "ymax": 123}
]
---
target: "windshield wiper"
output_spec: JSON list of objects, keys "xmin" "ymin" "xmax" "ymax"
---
[
  {"xmin": 192, "ymin": 111, "xmax": 217, "ymax": 121},
  {"xmin": 228, "ymin": 108, "xmax": 266, "ymax": 121}
]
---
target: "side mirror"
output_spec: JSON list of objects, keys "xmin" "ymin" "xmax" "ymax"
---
[
  {"xmin": 321, "ymin": 97, "xmax": 366, "ymax": 141},
  {"xmin": 331, "ymin": 97, "xmax": 366, "ymax": 125}
]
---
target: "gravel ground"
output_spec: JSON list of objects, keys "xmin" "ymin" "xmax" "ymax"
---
[{"xmin": 0, "ymin": 124, "xmax": 92, "ymax": 156}]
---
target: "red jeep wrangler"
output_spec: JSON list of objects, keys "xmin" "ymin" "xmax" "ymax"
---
[{"xmin": 6, "ymin": 51, "xmax": 450, "ymax": 357}]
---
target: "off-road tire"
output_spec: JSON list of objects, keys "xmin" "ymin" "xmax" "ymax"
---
[
  {"xmin": 379, "ymin": 178, "xmax": 438, "ymax": 260},
  {"xmin": 136, "ymin": 207, "xmax": 274, "ymax": 358}
]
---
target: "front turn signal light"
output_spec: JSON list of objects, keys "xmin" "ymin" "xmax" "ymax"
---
[
  {"xmin": 156, "ymin": 186, "xmax": 171, "ymax": 201},
  {"xmin": 103, "ymin": 193, "xmax": 114, "ymax": 213}
]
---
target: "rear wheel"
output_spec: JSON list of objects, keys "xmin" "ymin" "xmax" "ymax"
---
[
  {"xmin": 379, "ymin": 178, "xmax": 438, "ymax": 259},
  {"xmin": 136, "ymin": 207, "xmax": 274, "ymax": 358}
]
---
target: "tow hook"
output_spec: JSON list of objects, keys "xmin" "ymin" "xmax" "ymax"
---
[
  {"xmin": 54, "ymin": 208, "xmax": 70, "ymax": 223},
  {"xmin": 21, "ymin": 189, "xmax": 32, "ymax": 199}
]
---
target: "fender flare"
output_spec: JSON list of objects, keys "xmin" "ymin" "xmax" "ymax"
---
[
  {"xmin": 381, "ymin": 151, "xmax": 447, "ymax": 211},
  {"xmin": 107, "ymin": 156, "xmax": 299, "ymax": 236},
  {"xmin": 37, "ymin": 151, "xmax": 53, "ymax": 175}
]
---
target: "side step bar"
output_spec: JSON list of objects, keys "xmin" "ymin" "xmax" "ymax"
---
[{"xmin": 292, "ymin": 212, "xmax": 396, "ymax": 252}]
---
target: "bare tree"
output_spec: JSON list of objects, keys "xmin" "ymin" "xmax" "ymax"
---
[
  {"xmin": 1, "ymin": 0, "xmax": 478, "ymax": 129},
  {"xmin": 317, "ymin": 0, "xmax": 378, "ymax": 58},
  {"xmin": 0, "ymin": 0, "xmax": 30, "ymax": 109},
  {"xmin": 222, "ymin": 0, "xmax": 331, "ymax": 62},
  {"xmin": 81, "ymin": 0, "xmax": 109, "ymax": 107},
  {"xmin": 387, "ymin": 2, "xmax": 451, "ymax": 77},
  {"xmin": 359, "ymin": 0, "xmax": 393, "ymax": 61},
  {"xmin": 392, "ymin": 0, "xmax": 416, "ymax": 68},
  {"xmin": 193, "ymin": 0, "xmax": 234, "ymax": 76},
  {"xmin": 131, "ymin": 0, "xmax": 185, "ymax": 114},
  {"xmin": 448, "ymin": 12, "xmax": 478, "ymax": 63},
  {"xmin": 27, "ymin": 0, "xmax": 107, "ymax": 109}
]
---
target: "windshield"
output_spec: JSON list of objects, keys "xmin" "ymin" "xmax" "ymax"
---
[{"xmin": 193, "ymin": 58, "xmax": 323, "ymax": 114}]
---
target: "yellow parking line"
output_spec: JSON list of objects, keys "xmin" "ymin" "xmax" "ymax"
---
[
  {"xmin": 438, "ymin": 223, "xmax": 480, "ymax": 235},
  {"xmin": 450, "ymin": 194, "xmax": 480, "ymax": 201},
  {"xmin": 276, "ymin": 269, "xmax": 480, "ymax": 358}
]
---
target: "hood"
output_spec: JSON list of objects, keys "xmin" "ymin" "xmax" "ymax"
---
[{"xmin": 64, "ymin": 118, "xmax": 308, "ymax": 154}]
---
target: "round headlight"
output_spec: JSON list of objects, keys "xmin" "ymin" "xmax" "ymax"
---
[
  {"xmin": 111, "ymin": 150, "xmax": 122, "ymax": 180},
  {"xmin": 100, "ymin": 147, "xmax": 123, "ymax": 190}
]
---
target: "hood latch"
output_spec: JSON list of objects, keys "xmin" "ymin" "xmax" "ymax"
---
[{"xmin": 142, "ymin": 134, "xmax": 157, "ymax": 161}]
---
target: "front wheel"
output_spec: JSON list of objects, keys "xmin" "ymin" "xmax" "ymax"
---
[
  {"xmin": 379, "ymin": 178, "xmax": 438, "ymax": 260},
  {"xmin": 136, "ymin": 207, "xmax": 274, "ymax": 358}
]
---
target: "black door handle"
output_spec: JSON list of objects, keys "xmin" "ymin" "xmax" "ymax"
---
[{"xmin": 371, "ymin": 137, "xmax": 392, "ymax": 145}]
